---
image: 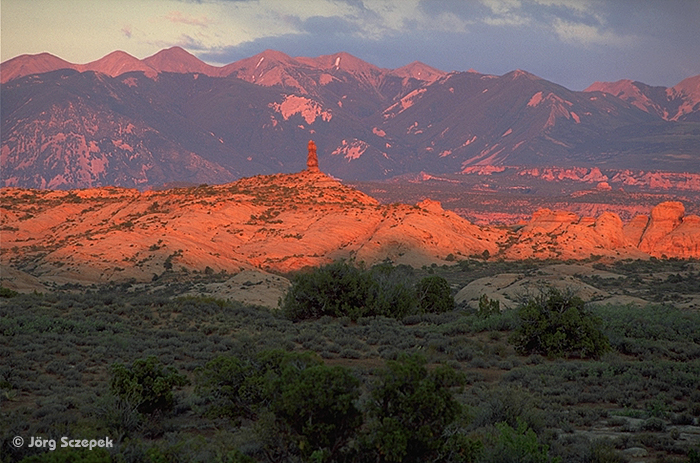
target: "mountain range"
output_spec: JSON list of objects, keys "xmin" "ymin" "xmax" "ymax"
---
[{"xmin": 2, "ymin": 47, "xmax": 700, "ymax": 189}]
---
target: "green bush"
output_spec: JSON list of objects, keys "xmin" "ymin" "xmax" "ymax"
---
[
  {"xmin": 415, "ymin": 276, "xmax": 454, "ymax": 314},
  {"xmin": 478, "ymin": 295, "xmax": 501, "ymax": 318},
  {"xmin": 0, "ymin": 286, "xmax": 19, "ymax": 298},
  {"xmin": 480, "ymin": 419, "xmax": 560, "ymax": 463},
  {"xmin": 109, "ymin": 356, "xmax": 188, "ymax": 415},
  {"xmin": 281, "ymin": 261, "xmax": 454, "ymax": 321},
  {"xmin": 509, "ymin": 289, "xmax": 610, "ymax": 359},
  {"xmin": 365, "ymin": 353, "xmax": 464, "ymax": 462},
  {"xmin": 271, "ymin": 363, "xmax": 362, "ymax": 461},
  {"xmin": 282, "ymin": 261, "xmax": 376, "ymax": 321},
  {"xmin": 196, "ymin": 350, "xmax": 361, "ymax": 461}
]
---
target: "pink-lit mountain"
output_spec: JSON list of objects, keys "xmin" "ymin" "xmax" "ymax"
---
[
  {"xmin": 2, "ymin": 48, "xmax": 699, "ymax": 189},
  {"xmin": 585, "ymin": 75, "xmax": 700, "ymax": 121}
]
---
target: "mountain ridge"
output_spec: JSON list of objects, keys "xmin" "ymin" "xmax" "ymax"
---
[
  {"xmin": 584, "ymin": 75, "xmax": 700, "ymax": 121},
  {"xmin": 2, "ymin": 48, "xmax": 700, "ymax": 189}
]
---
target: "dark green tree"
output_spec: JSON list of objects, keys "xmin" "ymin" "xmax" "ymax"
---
[
  {"xmin": 282, "ymin": 260, "xmax": 435, "ymax": 321},
  {"xmin": 415, "ymin": 275, "xmax": 454, "ymax": 313},
  {"xmin": 366, "ymin": 354, "xmax": 464, "ymax": 462},
  {"xmin": 272, "ymin": 364, "xmax": 362, "ymax": 462},
  {"xmin": 195, "ymin": 355, "xmax": 258, "ymax": 424},
  {"xmin": 281, "ymin": 260, "xmax": 376, "ymax": 320},
  {"xmin": 509, "ymin": 289, "xmax": 610, "ymax": 358},
  {"xmin": 196, "ymin": 350, "xmax": 362, "ymax": 462},
  {"xmin": 109, "ymin": 356, "xmax": 188, "ymax": 415}
]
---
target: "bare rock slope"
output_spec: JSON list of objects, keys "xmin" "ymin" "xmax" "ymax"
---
[{"xmin": 1, "ymin": 173, "xmax": 698, "ymax": 286}]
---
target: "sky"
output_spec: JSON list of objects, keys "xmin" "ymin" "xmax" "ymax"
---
[{"xmin": 1, "ymin": 0, "xmax": 699, "ymax": 91}]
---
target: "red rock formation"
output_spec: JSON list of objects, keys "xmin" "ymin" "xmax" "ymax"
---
[
  {"xmin": 652, "ymin": 215, "xmax": 700, "ymax": 258},
  {"xmin": 1, "ymin": 177, "xmax": 699, "ymax": 286},
  {"xmin": 639, "ymin": 201, "xmax": 685, "ymax": 253},
  {"xmin": 623, "ymin": 215, "xmax": 649, "ymax": 246},
  {"xmin": 594, "ymin": 212, "xmax": 626, "ymax": 248},
  {"xmin": 307, "ymin": 140, "xmax": 320, "ymax": 173}
]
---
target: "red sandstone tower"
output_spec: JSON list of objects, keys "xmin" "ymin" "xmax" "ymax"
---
[{"xmin": 307, "ymin": 140, "xmax": 320, "ymax": 173}]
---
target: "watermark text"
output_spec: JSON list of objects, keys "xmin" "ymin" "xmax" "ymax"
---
[{"xmin": 12, "ymin": 436, "xmax": 114, "ymax": 451}]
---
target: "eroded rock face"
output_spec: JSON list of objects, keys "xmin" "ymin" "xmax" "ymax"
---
[
  {"xmin": 623, "ymin": 215, "xmax": 649, "ymax": 246},
  {"xmin": 639, "ymin": 201, "xmax": 685, "ymax": 253},
  {"xmin": 594, "ymin": 212, "xmax": 626, "ymax": 248},
  {"xmin": 648, "ymin": 214, "xmax": 700, "ymax": 258}
]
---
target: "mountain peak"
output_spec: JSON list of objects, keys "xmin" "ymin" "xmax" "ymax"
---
[
  {"xmin": 506, "ymin": 69, "xmax": 541, "ymax": 81},
  {"xmin": 218, "ymin": 49, "xmax": 307, "ymax": 88},
  {"xmin": 142, "ymin": 47, "xmax": 221, "ymax": 76},
  {"xmin": 672, "ymin": 74, "xmax": 700, "ymax": 100},
  {"xmin": 391, "ymin": 61, "xmax": 446, "ymax": 83},
  {"xmin": 584, "ymin": 79, "xmax": 635, "ymax": 94},
  {"xmin": 80, "ymin": 50, "xmax": 156, "ymax": 78},
  {"xmin": 1, "ymin": 52, "xmax": 75, "ymax": 83},
  {"xmin": 298, "ymin": 51, "xmax": 380, "ymax": 74}
]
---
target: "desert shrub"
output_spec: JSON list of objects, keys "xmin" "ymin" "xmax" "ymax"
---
[
  {"xmin": 509, "ymin": 289, "xmax": 610, "ymax": 359},
  {"xmin": 641, "ymin": 417, "xmax": 666, "ymax": 432},
  {"xmin": 471, "ymin": 385, "xmax": 542, "ymax": 432},
  {"xmin": 589, "ymin": 439, "xmax": 626, "ymax": 463},
  {"xmin": 282, "ymin": 261, "xmax": 454, "ymax": 321},
  {"xmin": 0, "ymin": 286, "xmax": 19, "ymax": 298},
  {"xmin": 479, "ymin": 419, "xmax": 560, "ymax": 463},
  {"xmin": 364, "ymin": 353, "xmax": 464, "ymax": 462},
  {"xmin": 196, "ymin": 349, "xmax": 361, "ymax": 461},
  {"xmin": 478, "ymin": 294, "xmax": 501, "ymax": 318},
  {"xmin": 415, "ymin": 275, "xmax": 454, "ymax": 314},
  {"xmin": 109, "ymin": 356, "xmax": 188, "ymax": 415},
  {"xmin": 18, "ymin": 447, "xmax": 111, "ymax": 462},
  {"xmin": 370, "ymin": 263, "xmax": 419, "ymax": 318}
]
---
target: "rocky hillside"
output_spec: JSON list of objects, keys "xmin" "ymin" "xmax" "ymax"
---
[
  {"xmin": 2, "ymin": 47, "xmax": 700, "ymax": 189},
  {"xmin": 2, "ymin": 168, "xmax": 698, "ymax": 286}
]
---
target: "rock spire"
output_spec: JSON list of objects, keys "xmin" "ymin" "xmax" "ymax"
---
[{"xmin": 307, "ymin": 140, "xmax": 320, "ymax": 173}]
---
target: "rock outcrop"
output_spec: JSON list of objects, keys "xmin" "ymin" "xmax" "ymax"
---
[
  {"xmin": 501, "ymin": 201, "xmax": 699, "ymax": 261},
  {"xmin": 645, "ymin": 213, "xmax": 700, "ymax": 258},
  {"xmin": 1, "ymin": 176, "xmax": 699, "ymax": 285},
  {"xmin": 623, "ymin": 215, "xmax": 649, "ymax": 246},
  {"xmin": 639, "ymin": 201, "xmax": 685, "ymax": 253}
]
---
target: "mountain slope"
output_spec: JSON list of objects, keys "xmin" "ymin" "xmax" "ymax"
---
[
  {"xmin": 2, "ymin": 48, "xmax": 700, "ymax": 189},
  {"xmin": 1, "ymin": 52, "xmax": 76, "ymax": 83},
  {"xmin": 142, "ymin": 46, "xmax": 223, "ymax": 76},
  {"xmin": 585, "ymin": 75, "xmax": 700, "ymax": 122},
  {"xmin": 373, "ymin": 69, "xmax": 662, "ymax": 171}
]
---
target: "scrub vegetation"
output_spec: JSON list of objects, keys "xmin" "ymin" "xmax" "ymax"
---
[{"xmin": 1, "ymin": 258, "xmax": 699, "ymax": 462}]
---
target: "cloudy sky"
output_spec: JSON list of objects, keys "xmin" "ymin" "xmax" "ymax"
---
[{"xmin": 2, "ymin": 0, "xmax": 698, "ymax": 90}]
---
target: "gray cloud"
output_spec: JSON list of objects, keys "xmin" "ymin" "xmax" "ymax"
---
[{"xmin": 194, "ymin": 0, "xmax": 699, "ymax": 90}]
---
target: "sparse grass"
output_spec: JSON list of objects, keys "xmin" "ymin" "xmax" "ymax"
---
[{"xmin": 1, "ymin": 259, "xmax": 699, "ymax": 462}]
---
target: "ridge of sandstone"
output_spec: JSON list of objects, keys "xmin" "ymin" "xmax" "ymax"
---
[{"xmin": 1, "ymin": 169, "xmax": 699, "ymax": 284}]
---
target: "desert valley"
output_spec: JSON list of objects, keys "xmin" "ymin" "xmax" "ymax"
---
[{"xmin": 2, "ymin": 46, "xmax": 700, "ymax": 463}]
